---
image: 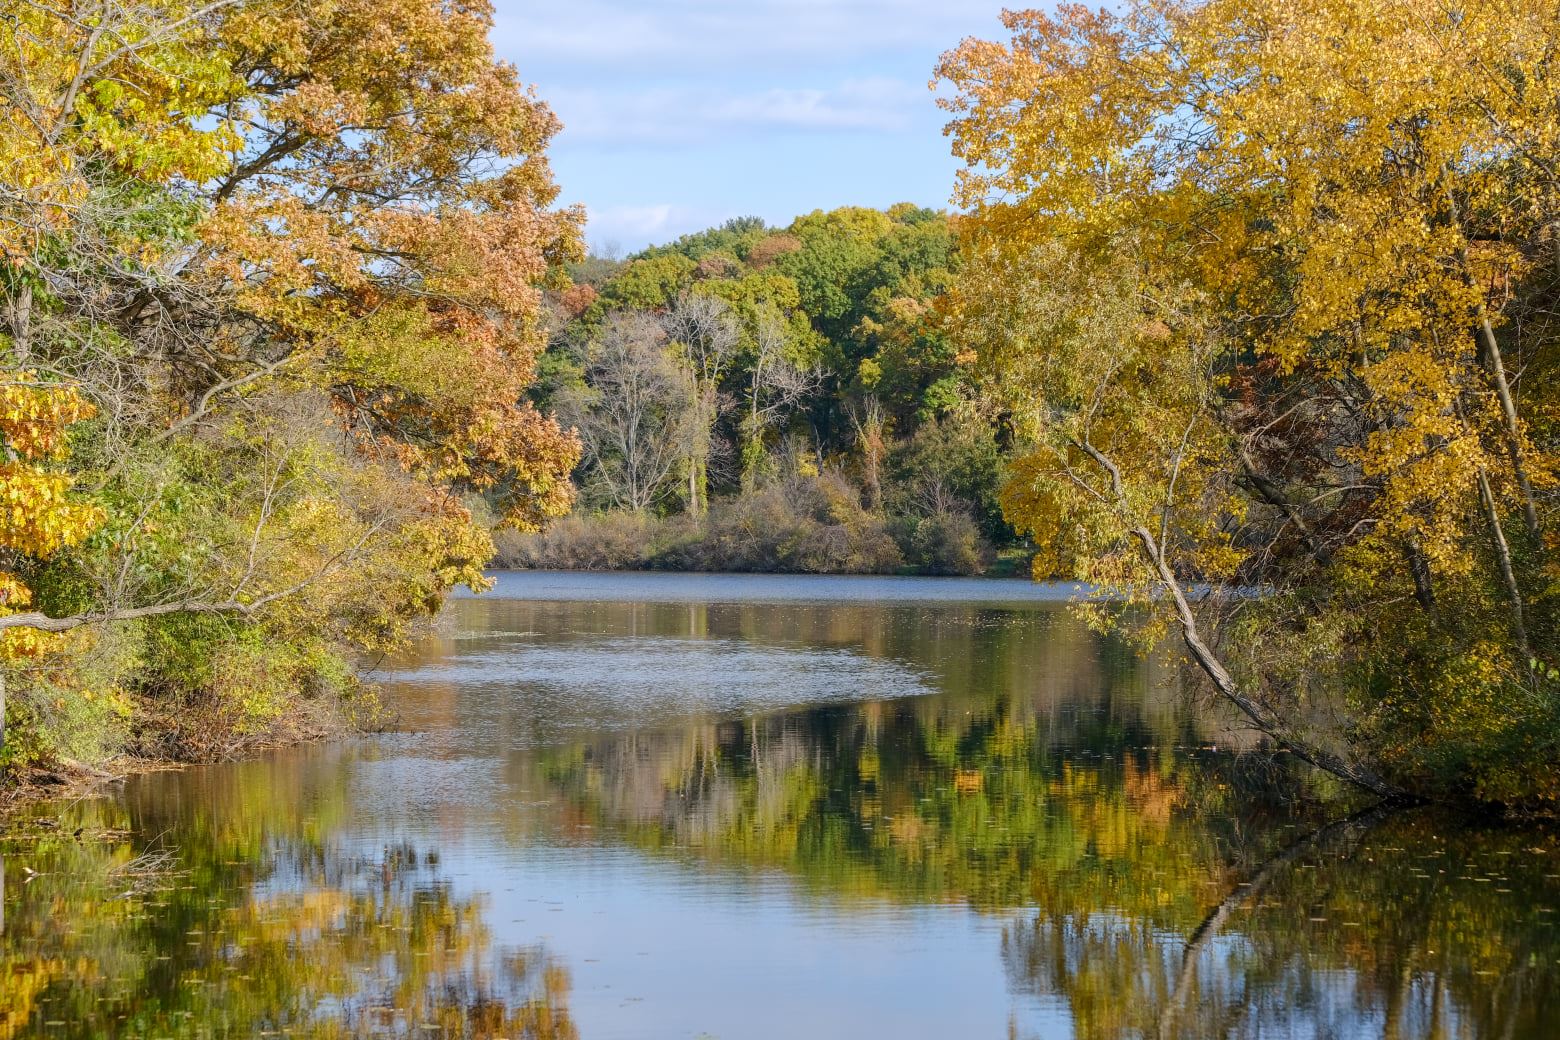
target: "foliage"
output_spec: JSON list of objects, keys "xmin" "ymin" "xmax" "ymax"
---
[
  {"xmin": 895, "ymin": 510, "xmax": 988, "ymax": 577},
  {"xmin": 938, "ymin": 0, "xmax": 1560, "ymax": 809},
  {"xmin": 672, "ymin": 472, "xmax": 905, "ymax": 573},
  {"xmin": 0, "ymin": 0, "xmax": 579, "ymax": 769},
  {"xmin": 885, "ymin": 415, "xmax": 1009, "ymax": 537},
  {"xmin": 0, "ymin": 381, "xmax": 103, "ymax": 637},
  {"xmin": 545, "ymin": 205, "xmax": 967, "ymax": 486}
]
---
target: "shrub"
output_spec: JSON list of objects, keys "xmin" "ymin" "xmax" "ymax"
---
[
  {"xmin": 884, "ymin": 418, "xmax": 1011, "ymax": 543},
  {"xmin": 900, "ymin": 510, "xmax": 989, "ymax": 576},
  {"xmin": 497, "ymin": 475, "xmax": 905, "ymax": 575},
  {"xmin": 680, "ymin": 474, "xmax": 904, "ymax": 574},
  {"xmin": 494, "ymin": 511, "xmax": 657, "ymax": 570}
]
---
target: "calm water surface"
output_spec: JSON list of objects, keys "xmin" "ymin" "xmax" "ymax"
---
[{"xmin": 3, "ymin": 571, "xmax": 1558, "ymax": 1038}]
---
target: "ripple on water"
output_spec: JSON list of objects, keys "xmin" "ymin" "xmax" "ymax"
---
[{"xmin": 376, "ymin": 636, "xmax": 936, "ymax": 732}]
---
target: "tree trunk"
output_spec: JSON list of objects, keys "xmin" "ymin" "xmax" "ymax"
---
[
  {"xmin": 1405, "ymin": 541, "xmax": 1438, "ymax": 619},
  {"xmin": 1130, "ymin": 523, "xmax": 1402, "ymax": 799},
  {"xmin": 852, "ymin": 398, "xmax": 885, "ymax": 512},
  {"xmin": 741, "ymin": 409, "xmax": 763, "ymax": 494},
  {"xmin": 1474, "ymin": 313, "xmax": 1541, "ymax": 543},
  {"xmin": 683, "ymin": 455, "xmax": 707, "ymax": 517},
  {"xmin": 1446, "ymin": 194, "xmax": 1540, "ymax": 543},
  {"xmin": 6, "ymin": 283, "xmax": 32, "ymax": 364},
  {"xmin": 748, "ymin": 380, "xmax": 763, "ymax": 492},
  {"xmin": 1476, "ymin": 467, "xmax": 1532, "ymax": 657}
]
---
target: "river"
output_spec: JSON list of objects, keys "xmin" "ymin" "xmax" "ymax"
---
[{"xmin": 1, "ymin": 572, "xmax": 1556, "ymax": 1038}]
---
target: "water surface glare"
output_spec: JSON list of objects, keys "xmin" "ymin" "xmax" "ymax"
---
[{"xmin": 3, "ymin": 571, "xmax": 1559, "ymax": 1039}]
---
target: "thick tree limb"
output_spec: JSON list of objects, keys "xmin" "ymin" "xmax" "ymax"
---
[
  {"xmin": 1476, "ymin": 466, "xmax": 1533, "ymax": 657},
  {"xmin": 1474, "ymin": 311, "xmax": 1542, "ymax": 544},
  {"xmin": 1073, "ymin": 437, "xmax": 1404, "ymax": 800},
  {"xmin": 0, "ymin": 599, "xmax": 249, "ymax": 633},
  {"xmin": 1130, "ymin": 521, "xmax": 1401, "ymax": 799}
]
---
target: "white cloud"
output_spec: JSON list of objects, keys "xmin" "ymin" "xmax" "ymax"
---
[
  {"xmin": 583, "ymin": 203, "xmax": 718, "ymax": 250},
  {"xmin": 589, "ymin": 203, "xmax": 675, "ymax": 237},
  {"xmin": 549, "ymin": 77, "xmax": 926, "ymax": 146}
]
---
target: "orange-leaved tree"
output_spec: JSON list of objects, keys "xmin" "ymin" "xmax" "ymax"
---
[{"xmin": 0, "ymin": 0, "xmax": 581, "ymax": 765}]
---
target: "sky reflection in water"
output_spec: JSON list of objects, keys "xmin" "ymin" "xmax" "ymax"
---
[{"xmin": 2, "ymin": 572, "xmax": 1558, "ymax": 1039}]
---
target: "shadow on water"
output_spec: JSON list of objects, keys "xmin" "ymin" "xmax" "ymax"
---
[{"xmin": 3, "ymin": 574, "xmax": 1559, "ymax": 1038}]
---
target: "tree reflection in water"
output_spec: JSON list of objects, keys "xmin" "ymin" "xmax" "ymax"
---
[
  {"xmin": 6, "ymin": 590, "xmax": 1558, "ymax": 1038},
  {"xmin": 0, "ymin": 805, "xmax": 575, "ymax": 1040},
  {"xmin": 542, "ymin": 685, "xmax": 1560, "ymax": 1038}
]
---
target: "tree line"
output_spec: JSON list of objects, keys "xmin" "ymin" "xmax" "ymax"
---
[{"xmin": 502, "ymin": 205, "xmax": 1018, "ymax": 576}]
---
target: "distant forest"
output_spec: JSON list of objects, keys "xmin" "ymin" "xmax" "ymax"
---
[{"xmin": 501, "ymin": 206, "xmax": 1017, "ymax": 575}]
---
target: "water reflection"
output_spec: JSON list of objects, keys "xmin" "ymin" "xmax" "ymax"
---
[
  {"xmin": 0, "ymin": 800, "xmax": 576, "ymax": 1039},
  {"xmin": 3, "ymin": 574, "xmax": 1559, "ymax": 1039},
  {"xmin": 1002, "ymin": 809, "xmax": 1560, "ymax": 1039}
]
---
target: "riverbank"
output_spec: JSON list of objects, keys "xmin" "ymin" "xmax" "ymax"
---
[
  {"xmin": 0, "ymin": 685, "xmax": 375, "ymax": 820},
  {"xmin": 0, "ymin": 758, "xmax": 183, "ymax": 820},
  {"xmin": 0, "ymin": 725, "xmax": 354, "ymax": 821},
  {"xmin": 493, "ymin": 479, "xmax": 1031, "ymax": 578}
]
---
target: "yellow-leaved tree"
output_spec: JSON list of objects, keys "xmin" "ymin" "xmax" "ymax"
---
[
  {"xmin": 939, "ymin": 0, "xmax": 1560, "ymax": 808},
  {"xmin": 0, "ymin": 380, "xmax": 101, "ymax": 749}
]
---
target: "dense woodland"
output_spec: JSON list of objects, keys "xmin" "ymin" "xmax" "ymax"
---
[
  {"xmin": 2, "ymin": 0, "xmax": 1560, "ymax": 813},
  {"xmin": 499, "ymin": 205, "xmax": 1016, "ymax": 577}
]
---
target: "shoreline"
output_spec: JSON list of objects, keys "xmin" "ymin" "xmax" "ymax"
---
[
  {"xmin": 0, "ymin": 720, "xmax": 360, "ymax": 824},
  {"xmin": 487, "ymin": 560, "xmax": 1039, "ymax": 580},
  {"xmin": 0, "ymin": 758, "xmax": 184, "ymax": 823}
]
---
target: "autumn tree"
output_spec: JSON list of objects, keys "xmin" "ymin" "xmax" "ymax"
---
[
  {"xmin": 939, "ymin": 0, "xmax": 1560, "ymax": 808},
  {"xmin": 740, "ymin": 312, "xmax": 822, "ymax": 490},
  {"xmin": 0, "ymin": 0, "xmax": 581, "ymax": 765},
  {"xmin": 562, "ymin": 314, "xmax": 700, "ymax": 513},
  {"xmin": 659, "ymin": 294, "xmax": 738, "ymax": 515}
]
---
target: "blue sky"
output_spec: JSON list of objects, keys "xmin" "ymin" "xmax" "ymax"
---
[{"xmin": 490, "ymin": 1, "xmax": 1011, "ymax": 252}]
